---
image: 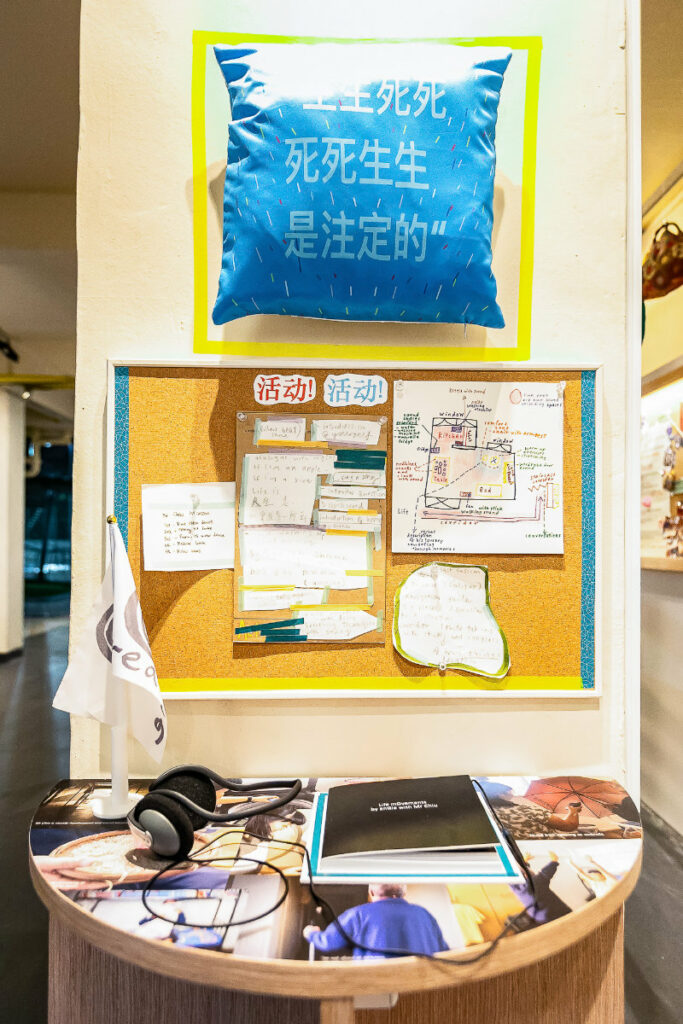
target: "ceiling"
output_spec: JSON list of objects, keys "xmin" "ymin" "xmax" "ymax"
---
[
  {"xmin": 0, "ymin": 1, "xmax": 80, "ymax": 192},
  {"xmin": 0, "ymin": 5, "xmax": 679, "ymax": 228},
  {"xmin": 0, "ymin": 3, "xmax": 680, "ymax": 200},
  {"xmin": 642, "ymin": 0, "xmax": 683, "ymax": 203}
]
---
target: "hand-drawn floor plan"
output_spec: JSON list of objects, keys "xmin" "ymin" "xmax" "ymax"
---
[{"xmin": 392, "ymin": 380, "xmax": 565, "ymax": 554}]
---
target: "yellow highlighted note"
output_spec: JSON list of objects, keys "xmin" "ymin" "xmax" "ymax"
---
[
  {"xmin": 326, "ymin": 528, "xmax": 371, "ymax": 537},
  {"xmin": 255, "ymin": 439, "xmax": 329, "ymax": 449},
  {"xmin": 239, "ymin": 585, "xmax": 295, "ymax": 591},
  {"xmin": 291, "ymin": 604, "xmax": 373, "ymax": 611}
]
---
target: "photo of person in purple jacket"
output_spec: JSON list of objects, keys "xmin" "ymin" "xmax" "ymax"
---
[{"xmin": 303, "ymin": 883, "xmax": 449, "ymax": 960}]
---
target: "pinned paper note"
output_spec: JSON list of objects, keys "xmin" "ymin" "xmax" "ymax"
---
[
  {"xmin": 326, "ymin": 469, "xmax": 386, "ymax": 487},
  {"xmin": 316, "ymin": 510, "xmax": 381, "ymax": 532},
  {"xmin": 319, "ymin": 497, "xmax": 369, "ymax": 512},
  {"xmin": 141, "ymin": 483, "xmax": 235, "ymax": 571},
  {"xmin": 240, "ymin": 453, "xmax": 334, "ymax": 526},
  {"xmin": 239, "ymin": 527, "xmax": 370, "ymax": 590},
  {"xmin": 393, "ymin": 380, "xmax": 565, "ymax": 554},
  {"xmin": 300, "ymin": 610, "xmax": 380, "ymax": 641},
  {"xmin": 311, "ymin": 419, "xmax": 382, "ymax": 446},
  {"xmin": 319, "ymin": 485, "xmax": 386, "ymax": 500},
  {"xmin": 239, "ymin": 588, "xmax": 326, "ymax": 612},
  {"xmin": 393, "ymin": 562, "xmax": 510, "ymax": 678},
  {"xmin": 254, "ymin": 417, "xmax": 306, "ymax": 442}
]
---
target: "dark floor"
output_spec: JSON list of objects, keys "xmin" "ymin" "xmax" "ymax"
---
[
  {"xmin": 625, "ymin": 805, "xmax": 683, "ymax": 1024},
  {"xmin": 0, "ymin": 627, "xmax": 681, "ymax": 1023},
  {"xmin": 0, "ymin": 626, "xmax": 70, "ymax": 1024}
]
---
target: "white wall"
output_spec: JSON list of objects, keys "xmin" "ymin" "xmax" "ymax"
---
[
  {"xmin": 640, "ymin": 570, "xmax": 683, "ymax": 833},
  {"xmin": 641, "ymin": 184, "xmax": 683, "ymax": 832},
  {"xmin": 0, "ymin": 390, "xmax": 26, "ymax": 654},
  {"xmin": 73, "ymin": 1, "xmax": 636, "ymax": 786}
]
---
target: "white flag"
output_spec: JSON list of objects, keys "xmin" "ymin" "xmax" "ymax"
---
[{"xmin": 54, "ymin": 522, "xmax": 167, "ymax": 762}]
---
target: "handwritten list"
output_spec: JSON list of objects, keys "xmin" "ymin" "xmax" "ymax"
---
[{"xmin": 142, "ymin": 483, "xmax": 235, "ymax": 571}]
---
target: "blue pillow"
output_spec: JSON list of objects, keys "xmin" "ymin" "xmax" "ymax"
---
[{"xmin": 212, "ymin": 43, "xmax": 511, "ymax": 328}]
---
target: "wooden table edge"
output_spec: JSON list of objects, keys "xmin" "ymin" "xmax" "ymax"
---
[{"xmin": 30, "ymin": 845, "xmax": 641, "ymax": 999}]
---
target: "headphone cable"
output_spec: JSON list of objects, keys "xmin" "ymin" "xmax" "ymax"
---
[{"xmin": 140, "ymin": 795, "xmax": 539, "ymax": 965}]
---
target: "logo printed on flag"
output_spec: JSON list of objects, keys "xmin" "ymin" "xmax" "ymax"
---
[{"xmin": 53, "ymin": 522, "xmax": 166, "ymax": 761}]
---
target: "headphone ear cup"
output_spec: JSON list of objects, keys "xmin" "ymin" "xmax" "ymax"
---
[
  {"xmin": 134, "ymin": 793, "xmax": 196, "ymax": 860},
  {"xmin": 149, "ymin": 770, "xmax": 217, "ymax": 830}
]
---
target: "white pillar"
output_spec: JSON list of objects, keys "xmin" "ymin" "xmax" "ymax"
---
[{"xmin": 0, "ymin": 389, "xmax": 25, "ymax": 656}]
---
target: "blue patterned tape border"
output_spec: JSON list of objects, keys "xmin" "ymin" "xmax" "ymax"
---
[
  {"xmin": 111, "ymin": 366, "xmax": 597, "ymax": 689},
  {"xmin": 113, "ymin": 366, "xmax": 129, "ymax": 548},
  {"xmin": 580, "ymin": 370, "xmax": 596, "ymax": 689}
]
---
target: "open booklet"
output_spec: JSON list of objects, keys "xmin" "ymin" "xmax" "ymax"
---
[{"xmin": 301, "ymin": 776, "xmax": 524, "ymax": 885}]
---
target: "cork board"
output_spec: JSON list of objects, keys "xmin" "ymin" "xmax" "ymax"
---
[
  {"xmin": 233, "ymin": 411, "xmax": 387, "ymax": 644},
  {"xmin": 111, "ymin": 365, "xmax": 597, "ymax": 697}
]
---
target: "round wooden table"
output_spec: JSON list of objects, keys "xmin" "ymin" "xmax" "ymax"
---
[{"xmin": 29, "ymin": 777, "xmax": 642, "ymax": 1024}]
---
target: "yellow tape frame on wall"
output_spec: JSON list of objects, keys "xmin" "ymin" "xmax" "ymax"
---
[{"xmin": 191, "ymin": 32, "xmax": 542, "ymax": 362}]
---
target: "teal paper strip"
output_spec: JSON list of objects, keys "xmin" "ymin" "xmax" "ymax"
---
[
  {"xmin": 335, "ymin": 452, "xmax": 387, "ymax": 460},
  {"xmin": 258, "ymin": 617, "xmax": 305, "ymax": 632},
  {"xmin": 334, "ymin": 453, "xmax": 387, "ymax": 464},
  {"xmin": 258, "ymin": 629, "xmax": 303, "ymax": 639},
  {"xmin": 263, "ymin": 635, "xmax": 308, "ymax": 643},
  {"xmin": 234, "ymin": 616, "xmax": 304, "ymax": 635}
]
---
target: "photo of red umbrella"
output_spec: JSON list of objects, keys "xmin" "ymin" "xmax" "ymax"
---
[{"xmin": 524, "ymin": 777, "xmax": 629, "ymax": 819}]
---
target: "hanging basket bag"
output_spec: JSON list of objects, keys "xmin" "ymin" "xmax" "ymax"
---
[{"xmin": 643, "ymin": 221, "xmax": 683, "ymax": 300}]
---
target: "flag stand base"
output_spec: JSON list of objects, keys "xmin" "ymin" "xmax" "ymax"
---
[
  {"xmin": 91, "ymin": 721, "xmax": 141, "ymax": 820},
  {"xmin": 92, "ymin": 791, "xmax": 141, "ymax": 821}
]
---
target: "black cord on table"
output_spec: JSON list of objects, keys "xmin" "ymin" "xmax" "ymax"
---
[{"xmin": 140, "ymin": 785, "xmax": 539, "ymax": 966}]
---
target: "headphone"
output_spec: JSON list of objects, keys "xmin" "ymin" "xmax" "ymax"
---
[
  {"xmin": 127, "ymin": 765, "xmax": 302, "ymax": 859},
  {"xmin": 131, "ymin": 773, "xmax": 539, "ymax": 965}
]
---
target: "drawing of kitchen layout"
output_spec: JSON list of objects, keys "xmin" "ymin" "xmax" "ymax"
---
[{"xmin": 393, "ymin": 380, "xmax": 565, "ymax": 554}]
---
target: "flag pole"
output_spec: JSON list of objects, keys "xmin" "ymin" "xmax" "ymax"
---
[{"xmin": 91, "ymin": 514, "xmax": 139, "ymax": 820}]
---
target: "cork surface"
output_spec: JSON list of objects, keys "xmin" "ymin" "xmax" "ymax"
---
[{"xmin": 126, "ymin": 368, "xmax": 584, "ymax": 689}]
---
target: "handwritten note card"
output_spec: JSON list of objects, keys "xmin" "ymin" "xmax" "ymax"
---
[
  {"xmin": 254, "ymin": 416, "xmax": 306, "ymax": 442},
  {"xmin": 240, "ymin": 453, "xmax": 334, "ymax": 526},
  {"xmin": 393, "ymin": 562, "xmax": 510, "ymax": 678},
  {"xmin": 301, "ymin": 610, "xmax": 379, "ymax": 641},
  {"xmin": 311, "ymin": 419, "xmax": 382, "ymax": 446},
  {"xmin": 320, "ymin": 485, "xmax": 386, "ymax": 499},
  {"xmin": 239, "ymin": 588, "xmax": 326, "ymax": 612},
  {"xmin": 238, "ymin": 527, "xmax": 370, "ymax": 590},
  {"xmin": 318, "ymin": 497, "xmax": 369, "ymax": 512},
  {"xmin": 326, "ymin": 469, "xmax": 386, "ymax": 487},
  {"xmin": 141, "ymin": 483, "xmax": 235, "ymax": 571},
  {"xmin": 316, "ymin": 510, "xmax": 382, "ymax": 532}
]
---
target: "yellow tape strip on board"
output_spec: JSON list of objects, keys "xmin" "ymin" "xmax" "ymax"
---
[{"xmin": 160, "ymin": 675, "xmax": 586, "ymax": 693}]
